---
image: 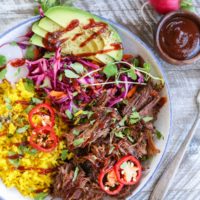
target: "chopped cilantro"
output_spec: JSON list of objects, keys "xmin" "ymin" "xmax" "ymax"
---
[
  {"xmin": 8, "ymin": 152, "xmax": 20, "ymax": 168},
  {"xmin": 108, "ymin": 145, "xmax": 115, "ymax": 154},
  {"xmin": 129, "ymin": 111, "xmax": 141, "ymax": 124},
  {"xmin": 64, "ymin": 69, "xmax": 79, "ymax": 78},
  {"xmin": 71, "ymin": 62, "xmax": 84, "ymax": 74},
  {"xmin": 0, "ymin": 69, "xmax": 7, "ymax": 80},
  {"xmin": 156, "ymin": 130, "xmax": 164, "ymax": 140},
  {"xmin": 0, "ymin": 55, "xmax": 7, "ymax": 67},
  {"xmin": 72, "ymin": 129, "xmax": 80, "ymax": 136},
  {"xmin": 143, "ymin": 63, "xmax": 151, "ymax": 73},
  {"xmin": 115, "ymin": 131, "xmax": 124, "ymax": 139},
  {"xmin": 143, "ymin": 116, "xmax": 153, "ymax": 123},
  {"xmin": 72, "ymin": 167, "xmax": 79, "ymax": 182},
  {"xmin": 31, "ymin": 97, "xmax": 43, "ymax": 104},
  {"xmin": 127, "ymin": 70, "xmax": 137, "ymax": 80},
  {"xmin": 119, "ymin": 116, "xmax": 127, "ymax": 126},
  {"xmin": 132, "ymin": 58, "xmax": 139, "ymax": 66},
  {"xmin": 25, "ymin": 45, "xmax": 35, "ymax": 60},
  {"xmin": 103, "ymin": 63, "xmax": 118, "ymax": 78},
  {"xmin": 18, "ymin": 145, "xmax": 38, "ymax": 155},
  {"xmin": 65, "ymin": 110, "xmax": 73, "ymax": 119},
  {"xmin": 24, "ymin": 105, "xmax": 34, "ymax": 113},
  {"xmin": 24, "ymin": 78, "xmax": 35, "ymax": 92},
  {"xmin": 16, "ymin": 125, "xmax": 30, "ymax": 134},
  {"xmin": 8, "ymin": 158, "xmax": 20, "ymax": 168},
  {"xmin": 90, "ymin": 119, "xmax": 96, "ymax": 125},
  {"xmin": 61, "ymin": 149, "xmax": 68, "ymax": 161},
  {"xmin": 73, "ymin": 138, "xmax": 84, "ymax": 147},
  {"xmin": 34, "ymin": 192, "xmax": 48, "ymax": 200}
]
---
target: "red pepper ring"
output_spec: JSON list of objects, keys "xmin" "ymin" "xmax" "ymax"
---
[
  {"xmin": 99, "ymin": 167, "xmax": 123, "ymax": 195},
  {"xmin": 29, "ymin": 126, "xmax": 58, "ymax": 152},
  {"xmin": 28, "ymin": 103, "xmax": 55, "ymax": 128},
  {"xmin": 114, "ymin": 155, "xmax": 142, "ymax": 185}
]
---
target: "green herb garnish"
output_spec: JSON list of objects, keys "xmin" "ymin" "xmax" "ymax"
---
[
  {"xmin": 73, "ymin": 138, "xmax": 84, "ymax": 147},
  {"xmin": 181, "ymin": 0, "xmax": 195, "ymax": 12},
  {"xmin": 24, "ymin": 78, "xmax": 35, "ymax": 92},
  {"xmin": 156, "ymin": 130, "xmax": 164, "ymax": 140},
  {"xmin": 25, "ymin": 45, "xmax": 36, "ymax": 60},
  {"xmin": 65, "ymin": 110, "xmax": 73, "ymax": 119},
  {"xmin": 0, "ymin": 69, "xmax": 7, "ymax": 80},
  {"xmin": 143, "ymin": 116, "xmax": 153, "ymax": 123},
  {"xmin": 71, "ymin": 62, "xmax": 84, "ymax": 74},
  {"xmin": 61, "ymin": 149, "xmax": 68, "ymax": 161},
  {"xmin": 115, "ymin": 131, "xmax": 124, "ymax": 139},
  {"xmin": 103, "ymin": 63, "xmax": 118, "ymax": 78},
  {"xmin": 16, "ymin": 125, "xmax": 30, "ymax": 134},
  {"xmin": 129, "ymin": 110, "xmax": 141, "ymax": 124},
  {"xmin": 64, "ymin": 69, "xmax": 79, "ymax": 78},
  {"xmin": 31, "ymin": 97, "xmax": 43, "ymax": 104},
  {"xmin": 72, "ymin": 129, "xmax": 80, "ymax": 136},
  {"xmin": 72, "ymin": 166, "xmax": 79, "ymax": 182},
  {"xmin": 0, "ymin": 55, "xmax": 7, "ymax": 67},
  {"xmin": 34, "ymin": 192, "xmax": 48, "ymax": 200}
]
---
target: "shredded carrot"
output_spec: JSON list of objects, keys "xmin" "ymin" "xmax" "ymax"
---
[
  {"xmin": 127, "ymin": 86, "xmax": 137, "ymax": 98},
  {"xmin": 49, "ymin": 91, "xmax": 67, "ymax": 100}
]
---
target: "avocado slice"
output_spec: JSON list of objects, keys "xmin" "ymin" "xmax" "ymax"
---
[
  {"xmin": 30, "ymin": 34, "xmax": 44, "ymax": 47},
  {"xmin": 32, "ymin": 22, "xmax": 48, "ymax": 38},
  {"xmin": 38, "ymin": 17, "xmax": 105, "ymax": 55},
  {"xmin": 30, "ymin": 6, "xmax": 123, "ymax": 64}
]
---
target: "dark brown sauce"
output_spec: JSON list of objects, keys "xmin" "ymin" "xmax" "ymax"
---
[
  {"xmin": 80, "ymin": 19, "xmax": 108, "ymax": 47},
  {"xmin": 75, "ymin": 43, "xmax": 123, "ymax": 57},
  {"xmin": 43, "ymin": 19, "xmax": 80, "ymax": 51},
  {"xmin": 72, "ymin": 33, "xmax": 84, "ymax": 41},
  {"xmin": 159, "ymin": 16, "xmax": 200, "ymax": 60},
  {"xmin": 10, "ymin": 58, "xmax": 26, "ymax": 67},
  {"xmin": 7, "ymin": 154, "xmax": 24, "ymax": 159},
  {"xmin": 42, "ymin": 18, "xmax": 122, "ymax": 57},
  {"xmin": 15, "ymin": 100, "xmax": 30, "ymax": 105},
  {"xmin": 17, "ymin": 166, "xmax": 55, "ymax": 174}
]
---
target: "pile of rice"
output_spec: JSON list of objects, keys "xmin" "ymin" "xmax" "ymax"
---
[{"xmin": 0, "ymin": 79, "xmax": 70, "ymax": 198}]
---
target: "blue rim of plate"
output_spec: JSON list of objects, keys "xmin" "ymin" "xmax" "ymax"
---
[{"xmin": 0, "ymin": 15, "xmax": 172, "ymax": 200}]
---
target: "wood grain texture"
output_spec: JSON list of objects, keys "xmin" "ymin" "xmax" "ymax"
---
[{"xmin": 1, "ymin": 0, "xmax": 200, "ymax": 200}]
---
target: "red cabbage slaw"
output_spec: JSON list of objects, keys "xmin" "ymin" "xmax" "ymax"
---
[{"xmin": 26, "ymin": 48, "xmax": 160, "ymax": 119}]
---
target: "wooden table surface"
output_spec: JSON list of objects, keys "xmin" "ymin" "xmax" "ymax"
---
[{"xmin": 0, "ymin": 0, "xmax": 200, "ymax": 200}]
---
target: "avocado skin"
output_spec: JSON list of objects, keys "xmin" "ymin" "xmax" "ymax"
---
[{"xmin": 30, "ymin": 6, "xmax": 123, "ymax": 64}]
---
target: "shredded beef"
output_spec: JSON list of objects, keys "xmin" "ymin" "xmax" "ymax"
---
[{"xmin": 52, "ymin": 82, "xmax": 166, "ymax": 200}]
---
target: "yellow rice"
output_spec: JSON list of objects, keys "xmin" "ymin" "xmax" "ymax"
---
[{"xmin": 0, "ymin": 79, "xmax": 70, "ymax": 198}]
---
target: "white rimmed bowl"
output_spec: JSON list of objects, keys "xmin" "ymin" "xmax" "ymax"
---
[{"xmin": 0, "ymin": 16, "xmax": 172, "ymax": 200}]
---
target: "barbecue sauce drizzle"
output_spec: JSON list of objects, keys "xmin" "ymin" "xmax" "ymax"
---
[{"xmin": 43, "ymin": 18, "xmax": 122, "ymax": 54}]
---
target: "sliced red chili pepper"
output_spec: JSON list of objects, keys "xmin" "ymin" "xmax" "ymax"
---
[
  {"xmin": 29, "ymin": 126, "xmax": 58, "ymax": 152},
  {"xmin": 99, "ymin": 167, "xmax": 123, "ymax": 195},
  {"xmin": 28, "ymin": 103, "xmax": 55, "ymax": 128},
  {"xmin": 114, "ymin": 155, "xmax": 142, "ymax": 185}
]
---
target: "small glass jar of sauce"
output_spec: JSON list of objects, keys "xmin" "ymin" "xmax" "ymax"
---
[{"xmin": 155, "ymin": 11, "xmax": 200, "ymax": 65}]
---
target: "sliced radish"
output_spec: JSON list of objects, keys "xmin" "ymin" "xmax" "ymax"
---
[
  {"xmin": 5, "ymin": 61, "xmax": 28, "ymax": 84},
  {"xmin": 0, "ymin": 44, "xmax": 23, "ymax": 61}
]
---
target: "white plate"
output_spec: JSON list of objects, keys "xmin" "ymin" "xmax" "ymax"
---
[{"xmin": 0, "ymin": 16, "xmax": 172, "ymax": 200}]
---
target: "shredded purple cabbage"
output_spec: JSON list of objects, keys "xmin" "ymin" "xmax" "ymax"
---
[{"xmin": 26, "ymin": 49, "xmax": 141, "ymax": 119}]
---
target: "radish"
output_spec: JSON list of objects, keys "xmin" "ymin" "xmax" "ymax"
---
[
  {"xmin": 149, "ymin": 0, "xmax": 180, "ymax": 14},
  {"xmin": 141, "ymin": 0, "xmax": 195, "ymax": 15}
]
